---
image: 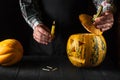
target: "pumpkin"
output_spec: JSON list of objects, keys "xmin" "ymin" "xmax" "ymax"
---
[
  {"xmin": 66, "ymin": 33, "xmax": 107, "ymax": 67},
  {"xmin": 0, "ymin": 39, "xmax": 23, "ymax": 66},
  {"xmin": 66, "ymin": 5, "xmax": 106, "ymax": 67}
]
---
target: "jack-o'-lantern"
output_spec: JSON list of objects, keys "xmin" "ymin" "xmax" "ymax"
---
[
  {"xmin": 66, "ymin": 5, "xmax": 107, "ymax": 67},
  {"xmin": 67, "ymin": 34, "xmax": 107, "ymax": 67}
]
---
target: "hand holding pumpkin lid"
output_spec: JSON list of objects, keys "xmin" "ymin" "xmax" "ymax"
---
[{"xmin": 79, "ymin": 6, "xmax": 103, "ymax": 35}]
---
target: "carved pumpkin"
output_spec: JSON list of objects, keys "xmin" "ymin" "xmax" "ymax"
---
[
  {"xmin": 66, "ymin": 6, "xmax": 107, "ymax": 67},
  {"xmin": 0, "ymin": 39, "xmax": 23, "ymax": 66},
  {"xmin": 67, "ymin": 34, "xmax": 107, "ymax": 67}
]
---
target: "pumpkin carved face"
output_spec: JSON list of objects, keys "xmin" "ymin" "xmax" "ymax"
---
[
  {"xmin": 67, "ymin": 34, "xmax": 107, "ymax": 67},
  {"xmin": 0, "ymin": 39, "xmax": 23, "ymax": 66}
]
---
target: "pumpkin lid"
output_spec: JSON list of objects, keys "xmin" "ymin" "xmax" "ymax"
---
[{"xmin": 79, "ymin": 6, "xmax": 103, "ymax": 35}]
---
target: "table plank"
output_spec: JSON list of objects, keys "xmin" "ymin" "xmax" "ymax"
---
[{"xmin": 0, "ymin": 63, "xmax": 20, "ymax": 80}]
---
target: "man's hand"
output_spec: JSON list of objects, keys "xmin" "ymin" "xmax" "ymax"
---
[
  {"xmin": 33, "ymin": 24, "xmax": 52, "ymax": 45},
  {"xmin": 93, "ymin": 11, "xmax": 114, "ymax": 32}
]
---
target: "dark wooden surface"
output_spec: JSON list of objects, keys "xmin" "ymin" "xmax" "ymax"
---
[{"xmin": 0, "ymin": 56, "xmax": 120, "ymax": 80}]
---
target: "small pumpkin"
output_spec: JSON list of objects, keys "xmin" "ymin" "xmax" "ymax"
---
[
  {"xmin": 0, "ymin": 39, "xmax": 23, "ymax": 66},
  {"xmin": 67, "ymin": 34, "xmax": 107, "ymax": 67}
]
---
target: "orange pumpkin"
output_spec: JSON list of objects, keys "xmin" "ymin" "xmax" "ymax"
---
[
  {"xmin": 67, "ymin": 34, "xmax": 107, "ymax": 67},
  {"xmin": 0, "ymin": 39, "xmax": 23, "ymax": 66},
  {"xmin": 66, "ymin": 6, "xmax": 107, "ymax": 67}
]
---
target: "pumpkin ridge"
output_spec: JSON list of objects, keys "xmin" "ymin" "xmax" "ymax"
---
[
  {"xmin": 0, "ymin": 53, "xmax": 15, "ymax": 64},
  {"xmin": 0, "ymin": 39, "xmax": 23, "ymax": 66},
  {"xmin": 2, "ymin": 50, "xmax": 23, "ymax": 66}
]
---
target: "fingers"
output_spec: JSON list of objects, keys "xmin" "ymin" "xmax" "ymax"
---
[
  {"xmin": 94, "ymin": 12, "xmax": 113, "ymax": 25},
  {"xmin": 37, "ymin": 24, "xmax": 51, "ymax": 37},
  {"xmin": 96, "ymin": 23, "xmax": 113, "ymax": 32},
  {"xmin": 33, "ymin": 31, "xmax": 51, "ymax": 45},
  {"xmin": 33, "ymin": 24, "xmax": 52, "ymax": 45},
  {"xmin": 93, "ymin": 11, "xmax": 114, "ymax": 32}
]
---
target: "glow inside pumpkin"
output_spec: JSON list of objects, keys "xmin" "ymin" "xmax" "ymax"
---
[{"xmin": 66, "ymin": 33, "xmax": 107, "ymax": 67}]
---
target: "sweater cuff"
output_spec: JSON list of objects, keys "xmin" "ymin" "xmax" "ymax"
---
[
  {"xmin": 28, "ymin": 17, "xmax": 43, "ymax": 30},
  {"xmin": 101, "ymin": 1, "xmax": 115, "ymax": 13}
]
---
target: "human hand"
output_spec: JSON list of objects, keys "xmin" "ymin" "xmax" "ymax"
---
[
  {"xmin": 93, "ymin": 11, "xmax": 114, "ymax": 32},
  {"xmin": 33, "ymin": 24, "xmax": 52, "ymax": 45}
]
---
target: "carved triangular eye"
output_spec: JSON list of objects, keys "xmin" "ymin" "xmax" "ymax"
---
[{"xmin": 78, "ymin": 41, "xmax": 84, "ymax": 46}]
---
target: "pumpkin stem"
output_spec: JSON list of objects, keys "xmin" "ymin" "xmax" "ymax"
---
[{"xmin": 92, "ymin": 5, "xmax": 103, "ymax": 21}]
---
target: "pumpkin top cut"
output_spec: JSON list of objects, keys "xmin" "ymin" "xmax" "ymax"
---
[{"xmin": 79, "ymin": 6, "xmax": 103, "ymax": 35}]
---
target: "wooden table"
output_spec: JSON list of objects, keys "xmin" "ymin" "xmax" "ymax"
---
[{"xmin": 0, "ymin": 55, "xmax": 120, "ymax": 80}]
